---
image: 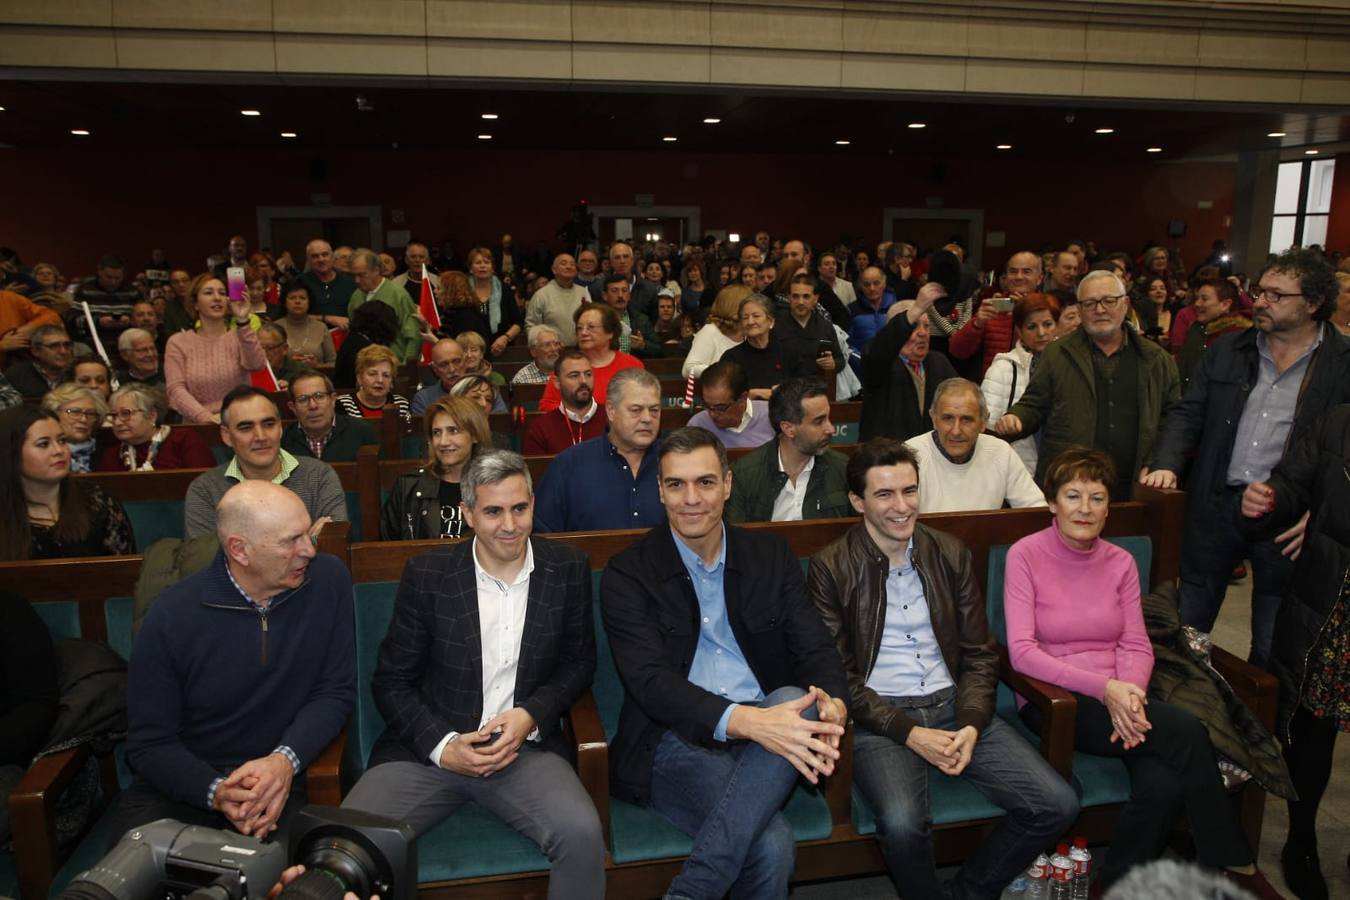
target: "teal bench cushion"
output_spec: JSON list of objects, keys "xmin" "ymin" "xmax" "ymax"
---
[
  {"xmin": 122, "ymin": 500, "xmax": 185, "ymax": 552},
  {"xmin": 343, "ymin": 491, "xmax": 363, "ymax": 542},
  {"xmin": 105, "ymin": 597, "xmax": 134, "ymax": 661},
  {"xmin": 33, "ymin": 600, "xmax": 82, "ymax": 642}
]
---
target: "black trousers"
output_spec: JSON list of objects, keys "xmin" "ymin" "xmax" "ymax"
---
[
  {"xmin": 106, "ymin": 778, "xmax": 307, "ymax": 851},
  {"xmin": 1023, "ymin": 694, "xmax": 1251, "ymax": 886}
]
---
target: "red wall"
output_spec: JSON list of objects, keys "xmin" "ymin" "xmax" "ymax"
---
[
  {"xmin": 1325, "ymin": 152, "xmax": 1350, "ymax": 254},
  {"xmin": 1, "ymin": 145, "xmax": 1236, "ymax": 278}
]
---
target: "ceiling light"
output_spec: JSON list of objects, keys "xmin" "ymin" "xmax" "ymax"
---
[
  {"xmin": 480, "ymin": 113, "xmax": 498, "ymax": 120},
  {"xmin": 280, "ymin": 132, "xmax": 298, "ymax": 138},
  {"xmin": 70, "ymin": 129, "xmax": 90, "ymax": 136},
  {"xmin": 729, "ymin": 232, "xmax": 741, "ymax": 243},
  {"xmin": 1305, "ymin": 149, "xmax": 1319, "ymax": 155},
  {"xmin": 1146, "ymin": 147, "xmax": 1162, "ymax": 153},
  {"xmin": 0, "ymin": 106, "xmax": 6, "ymax": 112},
  {"xmin": 907, "ymin": 122, "xmax": 926, "ymax": 129},
  {"xmin": 1094, "ymin": 128, "xmax": 1114, "ymax": 134},
  {"xmin": 1267, "ymin": 131, "xmax": 1286, "ymax": 137},
  {"xmin": 241, "ymin": 109, "xmax": 261, "ymax": 117},
  {"xmin": 662, "ymin": 136, "xmax": 678, "ymax": 142},
  {"xmin": 477, "ymin": 134, "xmax": 492, "ymax": 140},
  {"xmin": 703, "ymin": 117, "xmax": 721, "ymax": 124},
  {"xmin": 835, "ymin": 139, "xmax": 851, "ymax": 146},
  {"xmin": 996, "ymin": 144, "xmax": 1012, "ymax": 150}
]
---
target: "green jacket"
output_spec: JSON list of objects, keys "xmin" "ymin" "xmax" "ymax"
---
[
  {"xmin": 726, "ymin": 439, "xmax": 854, "ymax": 524},
  {"xmin": 1007, "ymin": 325, "xmax": 1180, "ymax": 483},
  {"xmin": 348, "ymin": 278, "xmax": 422, "ymax": 364}
]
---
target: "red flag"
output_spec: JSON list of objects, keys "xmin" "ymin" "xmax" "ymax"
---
[
  {"xmin": 418, "ymin": 264, "xmax": 440, "ymax": 365},
  {"xmin": 250, "ymin": 357, "xmax": 281, "ymax": 392}
]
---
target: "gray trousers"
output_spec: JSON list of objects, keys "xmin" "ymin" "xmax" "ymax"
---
[{"xmin": 341, "ymin": 746, "xmax": 606, "ymax": 900}]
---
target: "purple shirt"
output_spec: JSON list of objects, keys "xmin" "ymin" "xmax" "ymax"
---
[{"xmin": 687, "ymin": 399, "xmax": 776, "ymax": 449}]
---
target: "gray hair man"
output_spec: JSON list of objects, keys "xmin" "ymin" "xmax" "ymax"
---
[
  {"xmin": 117, "ymin": 326, "xmax": 163, "ymax": 386},
  {"xmin": 513, "ymin": 325, "xmax": 564, "ymax": 385},
  {"xmin": 526, "ymin": 253, "xmax": 589, "ymax": 345}
]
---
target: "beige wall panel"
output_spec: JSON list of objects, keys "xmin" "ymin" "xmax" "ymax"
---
[
  {"xmin": 710, "ymin": 4, "xmax": 843, "ymax": 51},
  {"xmin": 967, "ymin": 19, "xmax": 1085, "ymax": 62},
  {"xmin": 274, "ymin": 33, "xmax": 428, "ymax": 75},
  {"xmin": 710, "ymin": 46, "xmax": 839, "ymax": 86},
  {"xmin": 573, "ymin": 41, "xmax": 709, "ymax": 83},
  {"xmin": 428, "ymin": 37, "xmax": 571, "ymax": 79},
  {"xmin": 426, "ymin": 0, "xmax": 572, "ymax": 41},
  {"xmin": 1195, "ymin": 30, "xmax": 1306, "ymax": 69},
  {"xmin": 1194, "ymin": 68, "xmax": 1303, "ymax": 103},
  {"xmin": 841, "ymin": 53, "xmax": 965, "ymax": 92},
  {"xmin": 0, "ymin": 25, "xmax": 116, "ymax": 66},
  {"xmin": 114, "ymin": 28, "xmax": 275, "ymax": 71},
  {"xmin": 1082, "ymin": 64, "xmax": 1195, "ymax": 100},
  {"xmin": 1084, "ymin": 23, "xmax": 1199, "ymax": 66},
  {"xmin": 1305, "ymin": 34, "xmax": 1350, "ymax": 72},
  {"xmin": 841, "ymin": 10, "xmax": 968, "ymax": 57},
  {"xmin": 0, "ymin": 0, "xmax": 110, "ymax": 27},
  {"xmin": 1298, "ymin": 73, "xmax": 1350, "ymax": 103},
  {"xmin": 966, "ymin": 58, "xmax": 1084, "ymax": 96},
  {"xmin": 112, "ymin": 0, "xmax": 271, "ymax": 32},
  {"xmin": 573, "ymin": 1, "xmax": 710, "ymax": 46},
  {"xmin": 273, "ymin": 0, "xmax": 426, "ymax": 37}
]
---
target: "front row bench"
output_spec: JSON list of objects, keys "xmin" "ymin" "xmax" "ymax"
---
[{"xmin": 5, "ymin": 491, "xmax": 1276, "ymax": 900}]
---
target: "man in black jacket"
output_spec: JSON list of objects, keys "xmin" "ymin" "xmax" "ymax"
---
[
  {"xmin": 859, "ymin": 282, "xmax": 958, "ymax": 442},
  {"xmin": 601, "ymin": 427, "xmax": 849, "ymax": 900},
  {"xmin": 343, "ymin": 451, "xmax": 604, "ymax": 898},
  {"xmin": 1145, "ymin": 248, "xmax": 1350, "ymax": 669},
  {"xmin": 280, "ymin": 371, "xmax": 379, "ymax": 463}
]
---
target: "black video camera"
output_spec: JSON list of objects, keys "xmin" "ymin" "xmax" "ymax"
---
[{"xmin": 57, "ymin": 807, "xmax": 415, "ymax": 900}]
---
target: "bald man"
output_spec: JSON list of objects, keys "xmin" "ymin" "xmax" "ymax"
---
[{"xmin": 115, "ymin": 480, "xmax": 355, "ymax": 846}]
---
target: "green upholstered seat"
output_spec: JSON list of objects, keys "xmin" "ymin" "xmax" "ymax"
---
[
  {"xmin": 122, "ymin": 500, "xmax": 186, "ymax": 552},
  {"xmin": 343, "ymin": 491, "xmax": 363, "ymax": 541}
]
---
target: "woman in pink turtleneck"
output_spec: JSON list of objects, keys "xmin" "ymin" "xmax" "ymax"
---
[{"xmin": 1004, "ymin": 448, "xmax": 1276, "ymax": 897}]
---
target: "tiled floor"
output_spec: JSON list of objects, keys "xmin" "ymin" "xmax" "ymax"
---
[{"xmin": 796, "ymin": 572, "xmax": 1349, "ymax": 899}]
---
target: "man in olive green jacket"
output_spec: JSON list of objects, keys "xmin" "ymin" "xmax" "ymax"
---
[
  {"xmin": 347, "ymin": 248, "xmax": 428, "ymax": 364},
  {"xmin": 726, "ymin": 376, "xmax": 855, "ymax": 523},
  {"xmin": 995, "ymin": 271, "xmax": 1180, "ymax": 498}
]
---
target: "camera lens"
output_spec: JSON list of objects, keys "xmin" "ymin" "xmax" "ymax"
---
[{"xmin": 278, "ymin": 838, "xmax": 381, "ymax": 900}]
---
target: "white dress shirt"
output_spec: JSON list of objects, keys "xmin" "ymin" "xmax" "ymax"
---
[{"xmin": 771, "ymin": 450, "xmax": 815, "ymax": 522}]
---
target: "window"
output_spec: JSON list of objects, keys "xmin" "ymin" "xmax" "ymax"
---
[{"xmin": 1270, "ymin": 158, "xmax": 1337, "ymax": 255}]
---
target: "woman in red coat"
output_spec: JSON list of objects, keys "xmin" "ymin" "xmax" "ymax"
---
[{"xmin": 96, "ymin": 382, "xmax": 216, "ymax": 471}]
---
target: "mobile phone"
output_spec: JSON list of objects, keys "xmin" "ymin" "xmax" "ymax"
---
[
  {"xmin": 990, "ymin": 296, "xmax": 1014, "ymax": 313},
  {"xmin": 226, "ymin": 266, "xmax": 247, "ymax": 301},
  {"xmin": 475, "ymin": 729, "xmax": 504, "ymax": 747},
  {"xmin": 817, "ymin": 339, "xmax": 834, "ymax": 356}
]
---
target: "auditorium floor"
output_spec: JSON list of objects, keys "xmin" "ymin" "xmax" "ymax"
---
[{"xmin": 794, "ymin": 573, "xmax": 1350, "ymax": 898}]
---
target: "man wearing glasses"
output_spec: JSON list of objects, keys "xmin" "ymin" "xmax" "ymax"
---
[
  {"xmin": 4, "ymin": 324, "xmax": 73, "ymax": 397},
  {"xmin": 1144, "ymin": 247, "xmax": 1350, "ymax": 672},
  {"xmin": 995, "ymin": 270, "xmax": 1180, "ymax": 499},
  {"xmin": 281, "ymin": 371, "xmax": 379, "ymax": 463}
]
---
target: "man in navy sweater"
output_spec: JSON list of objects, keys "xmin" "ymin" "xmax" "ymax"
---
[{"xmin": 113, "ymin": 480, "xmax": 355, "ymax": 844}]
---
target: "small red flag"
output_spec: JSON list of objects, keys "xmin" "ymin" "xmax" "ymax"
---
[
  {"xmin": 250, "ymin": 357, "xmax": 281, "ymax": 392},
  {"xmin": 418, "ymin": 264, "xmax": 440, "ymax": 365}
]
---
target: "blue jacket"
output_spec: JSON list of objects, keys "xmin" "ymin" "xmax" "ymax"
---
[
  {"xmin": 126, "ymin": 551, "xmax": 356, "ymax": 808},
  {"xmin": 533, "ymin": 434, "xmax": 664, "ymax": 533},
  {"xmin": 846, "ymin": 291, "xmax": 897, "ymax": 356}
]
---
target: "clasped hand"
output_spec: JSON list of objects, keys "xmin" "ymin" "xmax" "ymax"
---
[
  {"xmin": 728, "ymin": 686, "xmax": 847, "ymax": 785},
  {"xmin": 438, "ymin": 707, "xmax": 536, "ymax": 778},
  {"xmin": 1104, "ymin": 678, "xmax": 1151, "ymax": 750},
  {"xmin": 213, "ymin": 752, "xmax": 295, "ymax": 837},
  {"xmin": 905, "ymin": 724, "xmax": 978, "ymax": 776}
]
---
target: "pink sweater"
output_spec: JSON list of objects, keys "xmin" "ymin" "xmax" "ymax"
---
[
  {"xmin": 1004, "ymin": 525, "xmax": 1153, "ymax": 702},
  {"xmin": 164, "ymin": 326, "xmax": 267, "ymax": 423}
]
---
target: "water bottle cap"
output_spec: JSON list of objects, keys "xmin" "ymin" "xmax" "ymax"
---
[
  {"xmin": 1073, "ymin": 836, "xmax": 1087, "ymax": 848},
  {"xmin": 1057, "ymin": 843, "xmax": 1069, "ymax": 854}
]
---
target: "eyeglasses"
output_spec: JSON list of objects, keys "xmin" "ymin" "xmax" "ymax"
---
[
  {"xmin": 293, "ymin": 391, "xmax": 333, "ymax": 405},
  {"xmin": 704, "ymin": 402, "xmax": 739, "ymax": 415},
  {"xmin": 61, "ymin": 407, "xmax": 100, "ymax": 420},
  {"xmin": 37, "ymin": 340, "xmax": 74, "ymax": 351},
  {"xmin": 110, "ymin": 408, "xmax": 143, "ymax": 421},
  {"xmin": 259, "ymin": 342, "xmax": 287, "ymax": 352},
  {"xmin": 1252, "ymin": 286, "xmax": 1305, "ymax": 304},
  {"xmin": 1079, "ymin": 295, "xmax": 1126, "ymax": 312}
]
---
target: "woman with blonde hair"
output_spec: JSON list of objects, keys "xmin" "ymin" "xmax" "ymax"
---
[
  {"xmin": 440, "ymin": 246, "xmax": 524, "ymax": 357},
  {"xmin": 682, "ymin": 284, "xmax": 750, "ymax": 379},
  {"xmin": 41, "ymin": 383, "xmax": 107, "ymax": 473},
  {"xmin": 336, "ymin": 343, "xmax": 411, "ymax": 423},
  {"xmin": 379, "ymin": 394, "xmax": 489, "ymax": 540}
]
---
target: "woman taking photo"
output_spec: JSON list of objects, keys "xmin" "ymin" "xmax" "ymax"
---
[
  {"xmin": 336, "ymin": 344, "xmax": 412, "ymax": 424},
  {"xmin": 164, "ymin": 274, "xmax": 265, "ymax": 424},
  {"xmin": 981, "ymin": 293, "xmax": 1060, "ymax": 475},
  {"xmin": 41, "ymin": 384, "xmax": 107, "ymax": 473},
  {"xmin": 379, "ymin": 395, "xmax": 489, "ymax": 540},
  {"xmin": 95, "ymin": 382, "xmax": 214, "ymax": 471},
  {"xmin": 1005, "ymin": 448, "xmax": 1277, "ymax": 896},
  {"xmin": 275, "ymin": 282, "xmax": 335, "ymax": 365},
  {"xmin": 682, "ymin": 284, "xmax": 748, "ymax": 380},
  {"xmin": 0, "ymin": 406, "xmax": 134, "ymax": 560},
  {"xmin": 537, "ymin": 303, "xmax": 643, "ymax": 413}
]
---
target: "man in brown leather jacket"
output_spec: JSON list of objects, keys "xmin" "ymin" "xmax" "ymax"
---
[{"xmin": 807, "ymin": 438, "xmax": 1077, "ymax": 900}]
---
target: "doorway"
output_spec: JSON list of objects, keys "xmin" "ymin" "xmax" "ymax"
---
[
  {"xmin": 882, "ymin": 208, "xmax": 985, "ymax": 269},
  {"xmin": 257, "ymin": 206, "xmax": 384, "ymax": 265},
  {"xmin": 586, "ymin": 205, "xmax": 702, "ymax": 251}
]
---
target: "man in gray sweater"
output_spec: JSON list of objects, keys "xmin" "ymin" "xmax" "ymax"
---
[{"xmin": 185, "ymin": 386, "xmax": 348, "ymax": 539}]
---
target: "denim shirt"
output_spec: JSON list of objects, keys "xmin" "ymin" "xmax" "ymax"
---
[{"xmin": 865, "ymin": 544, "xmax": 955, "ymax": 697}]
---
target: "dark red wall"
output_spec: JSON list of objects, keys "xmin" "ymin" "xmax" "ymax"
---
[
  {"xmin": 3, "ymin": 145, "xmax": 1238, "ymax": 278},
  {"xmin": 1325, "ymin": 152, "xmax": 1350, "ymax": 255}
]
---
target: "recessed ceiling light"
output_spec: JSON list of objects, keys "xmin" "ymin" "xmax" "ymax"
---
[
  {"xmin": 1095, "ymin": 128, "xmax": 1115, "ymax": 134},
  {"xmin": 1267, "ymin": 131, "xmax": 1286, "ymax": 138},
  {"xmin": 0, "ymin": 106, "xmax": 6, "ymax": 112},
  {"xmin": 1146, "ymin": 147, "xmax": 1163, "ymax": 153},
  {"xmin": 1305, "ymin": 149, "xmax": 1319, "ymax": 155},
  {"xmin": 480, "ymin": 113, "xmax": 498, "ymax": 120},
  {"xmin": 835, "ymin": 139, "xmax": 851, "ymax": 146},
  {"xmin": 281, "ymin": 132, "xmax": 298, "ymax": 138},
  {"xmin": 907, "ymin": 122, "xmax": 926, "ymax": 129},
  {"xmin": 996, "ymin": 144, "xmax": 1012, "ymax": 150},
  {"xmin": 477, "ymin": 134, "xmax": 492, "ymax": 140},
  {"xmin": 241, "ymin": 109, "xmax": 261, "ymax": 117},
  {"xmin": 70, "ymin": 129, "xmax": 90, "ymax": 136},
  {"xmin": 703, "ymin": 117, "xmax": 721, "ymax": 124},
  {"xmin": 662, "ymin": 136, "xmax": 678, "ymax": 142}
]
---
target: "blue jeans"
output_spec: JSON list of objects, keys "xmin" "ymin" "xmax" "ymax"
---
[
  {"xmin": 649, "ymin": 685, "xmax": 817, "ymax": 900},
  {"xmin": 1178, "ymin": 488, "xmax": 1293, "ymax": 668},
  {"xmin": 853, "ymin": 690, "xmax": 1079, "ymax": 900}
]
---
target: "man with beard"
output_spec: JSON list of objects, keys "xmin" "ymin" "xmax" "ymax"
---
[{"xmin": 522, "ymin": 349, "xmax": 608, "ymax": 454}]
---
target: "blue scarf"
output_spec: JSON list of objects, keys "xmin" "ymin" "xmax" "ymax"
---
[{"xmin": 472, "ymin": 275, "xmax": 503, "ymax": 333}]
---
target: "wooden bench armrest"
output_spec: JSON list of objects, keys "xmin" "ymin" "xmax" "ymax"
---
[
  {"xmin": 305, "ymin": 728, "xmax": 346, "ymax": 807},
  {"xmin": 11, "ymin": 746, "xmax": 93, "ymax": 900},
  {"xmin": 568, "ymin": 691, "xmax": 611, "ymax": 852},
  {"xmin": 823, "ymin": 722, "xmax": 854, "ymax": 832},
  {"xmin": 1210, "ymin": 646, "xmax": 1279, "ymax": 729},
  {"xmin": 997, "ymin": 644, "xmax": 1078, "ymax": 780}
]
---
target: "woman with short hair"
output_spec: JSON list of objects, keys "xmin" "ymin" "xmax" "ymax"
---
[
  {"xmin": 41, "ymin": 383, "xmax": 107, "ymax": 473},
  {"xmin": 440, "ymin": 246, "xmax": 524, "ymax": 357},
  {"xmin": 379, "ymin": 395, "xmax": 489, "ymax": 540},
  {"xmin": 682, "ymin": 284, "xmax": 748, "ymax": 380},
  {"xmin": 980, "ymin": 293, "xmax": 1060, "ymax": 475},
  {"xmin": 537, "ymin": 303, "xmax": 644, "ymax": 413},
  {"xmin": 719, "ymin": 294, "xmax": 815, "ymax": 399},
  {"xmin": 95, "ymin": 382, "xmax": 214, "ymax": 471},
  {"xmin": 275, "ymin": 281, "xmax": 336, "ymax": 365},
  {"xmin": 337, "ymin": 343, "xmax": 411, "ymax": 424}
]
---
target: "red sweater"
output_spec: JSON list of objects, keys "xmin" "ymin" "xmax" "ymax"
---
[
  {"xmin": 538, "ymin": 351, "xmax": 644, "ymax": 412},
  {"xmin": 95, "ymin": 426, "xmax": 217, "ymax": 471},
  {"xmin": 948, "ymin": 312, "xmax": 1014, "ymax": 375},
  {"xmin": 522, "ymin": 406, "xmax": 610, "ymax": 455}
]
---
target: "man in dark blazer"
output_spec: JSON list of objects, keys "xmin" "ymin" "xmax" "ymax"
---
[
  {"xmin": 342, "ymin": 450, "xmax": 605, "ymax": 899},
  {"xmin": 600, "ymin": 427, "xmax": 850, "ymax": 900},
  {"xmin": 859, "ymin": 284, "xmax": 959, "ymax": 443}
]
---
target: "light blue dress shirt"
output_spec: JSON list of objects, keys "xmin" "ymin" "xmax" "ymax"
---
[
  {"xmin": 1226, "ymin": 329, "xmax": 1322, "ymax": 485},
  {"xmin": 865, "ymin": 544, "xmax": 955, "ymax": 697},
  {"xmin": 673, "ymin": 525, "xmax": 764, "ymax": 741}
]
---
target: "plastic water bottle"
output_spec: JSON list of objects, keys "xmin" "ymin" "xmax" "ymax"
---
[
  {"xmin": 1005, "ymin": 873, "xmax": 1028, "ymax": 896},
  {"xmin": 1047, "ymin": 843, "xmax": 1074, "ymax": 900},
  {"xmin": 1069, "ymin": 837, "xmax": 1092, "ymax": 900},
  {"xmin": 1025, "ymin": 853, "xmax": 1050, "ymax": 900}
]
